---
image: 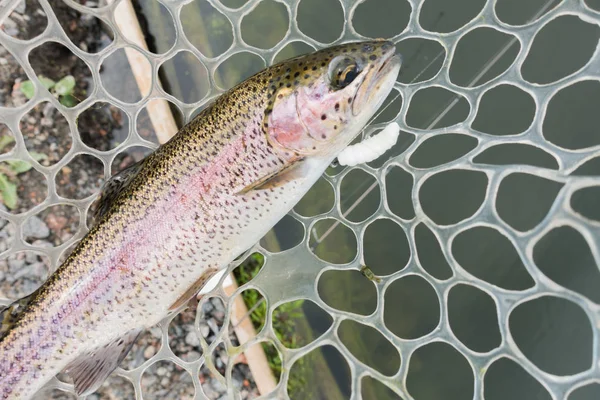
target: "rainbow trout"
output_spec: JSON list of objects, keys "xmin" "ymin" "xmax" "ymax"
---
[{"xmin": 0, "ymin": 40, "xmax": 400, "ymax": 399}]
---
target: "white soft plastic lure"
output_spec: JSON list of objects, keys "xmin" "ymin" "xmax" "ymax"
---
[{"xmin": 337, "ymin": 122, "xmax": 400, "ymax": 166}]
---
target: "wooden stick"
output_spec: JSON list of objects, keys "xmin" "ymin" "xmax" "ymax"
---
[{"xmin": 110, "ymin": 0, "xmax": 178, "ymax": 142}]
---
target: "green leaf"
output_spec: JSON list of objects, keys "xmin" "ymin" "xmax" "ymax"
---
[
  {"xmin": 20, "ymin": 80, "xmax": 35, "ymax": 99},
  {"xmin": 6, "ymin": 160, "xmax": 32, "ymax": 174},
  {"xmin": 0, "ymin": 173, "xmax": 18, "ymax": 209},
  {"xmin": 29, "ymin": 152, "xmax": 47, "ymax": 162},
  {"xmin": 38, "ymin": 75, "xmax": 56, "ymax": 90},
  {"xmin": 252, "ymin": 253, "xmax": 264, "ymax": 265},
  {"xmin": 59, "ymin": 94, "xmax": 78, "ymax": 108},
  {"xmin": 55, "ymin": 75, "xmax": 76, "ymax": 96},
  {"xmin": 0, "ymin": 135, "xmax": 15, "ymax": 151}
]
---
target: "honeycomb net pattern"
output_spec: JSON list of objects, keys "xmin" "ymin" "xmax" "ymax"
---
[{"xmin": 1, "ymin": 0, "xmax": 600, "ymax": 399}]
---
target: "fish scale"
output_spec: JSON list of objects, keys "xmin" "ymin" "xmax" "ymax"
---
[{"xmin": 0, "ymin": 40, "xmax": 400, "ymax": 399}]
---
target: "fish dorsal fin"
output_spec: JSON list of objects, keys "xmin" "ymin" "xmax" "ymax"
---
[
  {"xmin": 64, "ymin": 329, "xmax": 141, "ymax": 396},
  {"xmin": 236, "ymin": 158, "xmax": 305, "ymax": 195},
  {"xmin": 90, "ymin": 159, "xmax": 146, "ymax": 222},
  {"xmin": 0, "ymin": 288, "xmax": 41, "ymax": 340}
]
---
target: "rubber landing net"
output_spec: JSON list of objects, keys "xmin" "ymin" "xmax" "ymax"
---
[{"xmin": 1, "ymin": 0, "xmax": 600, "ymax": 399}]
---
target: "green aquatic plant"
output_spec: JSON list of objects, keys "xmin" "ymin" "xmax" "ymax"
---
[
  {"xmin": 0, "ymin": 142, "xmax": 47, "ymax": 209},
  {"xmin": 0, "ymin": 136, "xmax": 14, "ymax": 153},
  {"xmin": 20, "ymin": 75, "xmax": 78, "ymax": 107}
]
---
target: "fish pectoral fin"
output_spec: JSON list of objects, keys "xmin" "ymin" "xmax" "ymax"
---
[
  {"xmin": 90, "ymin": 157, "xmax": 147, "ymax": 223},
  {"xmin": 64, "ymin": 329, "xmax": 141, "ymax": 396},
  {"xmin": 169, "ymin": 267, "xmax": 218, "ymax": 311},
  {"xmin": 236, "ymin": 158, "xmax": 305, "ymax": 195}
]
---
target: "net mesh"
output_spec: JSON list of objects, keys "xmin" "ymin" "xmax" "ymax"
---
[{"xmin": 1, "ymin": 0, "xmax": 600, "ymax": 398}]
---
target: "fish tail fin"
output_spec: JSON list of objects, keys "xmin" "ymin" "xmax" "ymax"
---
[{"xmin": 64, "ymin": 329, "xmax": 141, "ymax": 396}]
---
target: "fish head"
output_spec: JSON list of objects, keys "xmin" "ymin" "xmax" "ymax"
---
[{"xmin": 264, "ymin": 40, "xmax": 401, "ymax": 158}]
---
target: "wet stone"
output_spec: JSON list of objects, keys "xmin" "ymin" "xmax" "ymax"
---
[
  {"xmin": 12, "ymin": 262, "xmax": 46, "ymax": 280},
  {"xmin": 143, "ymin": 345, "xmax": 156, "ymax": 359},
  {"xmin": 22, "ymin": 215, "xmax": 50, "ymax": 239},
  {"xmin": 7, "ymin": 256, "xmax": 25, "ymax": 270},
  {"xmin": 199, "ymin": 321, "xmax": 210, "ymax": 338},
  {"xmin": 185, "ymin": 331, "xmax": 201, "ymax": 347}
]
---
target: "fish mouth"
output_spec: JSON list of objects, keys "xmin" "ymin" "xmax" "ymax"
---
[{"xmin": 352, "ymin": 47, "xmax": 401, "ymax": 117}]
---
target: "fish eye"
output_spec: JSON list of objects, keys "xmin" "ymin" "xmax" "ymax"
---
[{"xmin": 329, "ymin": 56, "xmax": 361, "ymax": 90}]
